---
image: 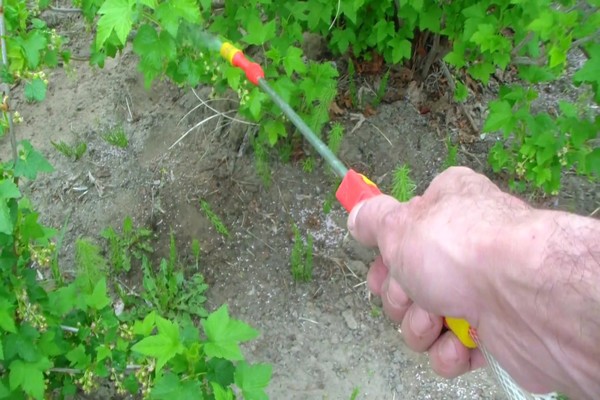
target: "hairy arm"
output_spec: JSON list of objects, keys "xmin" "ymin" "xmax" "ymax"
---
[{"xmin": 487, "ymin": 210, "xmax": 600, "ymax": 399}]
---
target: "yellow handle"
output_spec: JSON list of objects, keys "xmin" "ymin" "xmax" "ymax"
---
[{"xmin": 445, "ymin": 317, "xmax": 477, "ymax": 348}]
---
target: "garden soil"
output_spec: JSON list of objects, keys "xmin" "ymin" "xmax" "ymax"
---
[{"xmin": 4, "ymin": 12, "xmax": 598, "ymax": 400}]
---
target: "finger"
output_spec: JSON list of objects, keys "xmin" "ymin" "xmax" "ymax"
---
[
  {"xmin": 428, "ymin": 330, "xmax": 473, "ymax": 379},
  {"xmin": 347, "ymin": 195, "xmax": 408, "ymax": 248},
  {"xmin": 400, "ymin": 304, "xmax": 444, "ymax": 353},
  {"xmin": 366, "ymin": 256, "xmax": 388, "ymax": 296},
  {"xmin": 380, "ymin": 276, "xmax": 412, "ymax": 324}
]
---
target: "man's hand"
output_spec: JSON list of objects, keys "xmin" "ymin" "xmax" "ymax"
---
[{"xmin": 347, "ymin": 166, "xmax": 600, "ymax": 399}]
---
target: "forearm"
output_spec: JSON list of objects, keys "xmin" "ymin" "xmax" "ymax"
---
[{"xmin": 496, "ymin": 210, "xmax": 600, "ymax": 398}]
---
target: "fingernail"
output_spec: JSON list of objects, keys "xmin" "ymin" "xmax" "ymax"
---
[
  {"xmin": 410, "ymin": 308, "xmax": 433, "ymax": 337},
  {"xmin": 440, "ymin": 336, "xmax": 459, "ymax": 363},
  {"xmin": 347, "ymin": 201, "xmax": 365, "ymax": 233}
]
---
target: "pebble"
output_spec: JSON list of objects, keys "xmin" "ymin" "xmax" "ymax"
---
[
  {"xmin": 347, "ymin": 259, "xmax": 369, "ymax": 276},
  {"xmin": 342, "ymin": 310, "xmax": 359, "ymax": 330}
]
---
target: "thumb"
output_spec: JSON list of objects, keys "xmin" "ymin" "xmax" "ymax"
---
[{"xmin": 347, "ymin": 194, "xmax": 409, "ymax": 249}]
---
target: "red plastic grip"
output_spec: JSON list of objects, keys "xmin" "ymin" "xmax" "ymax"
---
[
  {"xmin": 336, "ymin": 169, "xmax": 382, "ymax": 212},
  {"xmin": 231, "ymin": 52, "xmax": 265, "ymax": 86}
]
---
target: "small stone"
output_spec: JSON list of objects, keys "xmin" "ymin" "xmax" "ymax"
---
[
  {"xmin": 347, "ymin": 260, "xmax": 368, "ymax": 276},
  {"xmin": 342, "ymin": 310, "xmax": 359, "ymax": 330}
]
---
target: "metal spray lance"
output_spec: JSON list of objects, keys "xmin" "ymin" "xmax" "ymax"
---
[{"xmin": 217, "ymin": 38, "xmax": 559, "ymax": 400}]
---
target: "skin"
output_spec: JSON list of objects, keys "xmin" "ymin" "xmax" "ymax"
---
[{"xmin": 347, "ymin": 166, "xmax": 600, "ymax": 399}]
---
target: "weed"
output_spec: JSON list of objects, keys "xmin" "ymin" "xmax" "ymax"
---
[
  {"xmin": 391, "ymin": 164, "xmax": 417, "ymax": 202},
  {"xmin": 327, "ymin": 122, "xmax": 344, "ymax": 156},
  {"xmin": 302, "ymin": 156, "xmax": 315, "ymax": 173},
  {"xmin": 443, "ymin": 137, "xmax": 459, "ymax": 169},
  {"xmin": 290, "ymin": 224, "xmax": 314, "ymax": 282},
  {"xmin": 75, "ymin": 238, "xmax": 107, "ymax": 292},
  {"xmin": 371, "ymin": 69, "xmax": 390, "ymax": 108},
  {"xmin": 51, "ymin": 140, "xmax": 87, "ymax": 160},
  {"xmin": 102, "ymin": 125, "xmax": 129, "ymax": 148},
  {"xmin": 370, "ymin": 305, "xmax": 382, "ymax": 318},
  {"xmin": 200, "ymin": 199, "xmax": 230, "ymax": 238},
  {"xmin": 101, "ymin": 216, "xmax": 154, "ymax": 274},
  {"xmin": 141, "ymin": 232, "xmax": 208, "ymax": 320},
  {"xmin": 347, "ymin": 61, "xmax": 359, "ymax": 108},
  {"xmin": 191, "ymin": 238, "xmax": 201, "ymax": 270},
  {"xmin": 253, "ymin": 138, "xmax": 272, "ymax": 187},
  {"xmin": 350, "ymin": 387, "xmax": 361, "ymax": 400}
]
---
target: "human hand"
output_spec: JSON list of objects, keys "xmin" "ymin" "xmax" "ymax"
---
[{"xmin": 347, "ymin": 166, "xmax": 598, "ymax": 397}]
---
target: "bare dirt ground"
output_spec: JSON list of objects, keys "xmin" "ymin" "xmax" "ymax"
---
[{"xmin": 4, "ymin": 12, "xmax": 598, "ymax": 400}]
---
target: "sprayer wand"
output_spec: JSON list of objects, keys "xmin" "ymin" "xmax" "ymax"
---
[{"xmin": 217, "ymin": 39, "xmax": 554, "ymax": 400}]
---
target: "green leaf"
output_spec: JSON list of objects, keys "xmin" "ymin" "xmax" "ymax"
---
[
  {"xmin": 24, "ymin": 78, "xmax": 47, "ymax": 102},
  {"xmin": 138, "ymin": 0, "xmax": 157, "ymax": 9},
  {"xmin": 86, "ymin": 278, "xmax": 111, "ymax": 310},
  {"xmin": 527, "ymin": 10, "xmax": 554, "ymax": 40},
  {"xmin": 330, "ymin": 28, "xmax": 356, "ymax": 54},
  {"xmin": 243, "ymin": 15, "xmax": 277, "ymax": 45},
  {"xmin": 66, "ymin": 345, "xmax": 91, "ymax": 369},
  {"xmin": 283, "ymin": 47, "xmax": 307, "ymax": 76},
  {"xmin": 0, "ymin": 202, "xmax": 14, "ymax": 235},
  {"xmin": 47, "ymin": 283, "xmax": 78, "ymax": 317},
  {"xmin": 9, "ymin": 358, "xmax": 51, "ymax": 400},
  {"xmin": 454, "ymin": 80, "xmax": 468, "ymax": 102},
  {"xmin": 96, "ymin": 0, "xmax": 135, "ymax": 48},
  {"xmin": 133, "ymin": 311, "xmax": 156, "ymax": 336},
  {"xmin": 212, "ymin": 382, "xmax": 234, "ymax": 400},
  {"xmin": 389, "ymin": 38, "xmax": 412, "ymax": 64},
  {"xmin": 468, "ymin": 61, "xmax": 495, "ymax": 84},
  {"xmin": 14, "ymin": 141, "xmax": 54, "ymax": 180},
  {"xmin": 573, "ymin": 43, "xmax": 600, "ymax": 101},
  {"xmin": 133, "ymin": 24, "xmax": 177, "ymax": 63},
  {"xmin": 0, "ymin": 299, "xmax": 17, "ymax": 333},
  {"xmin": 150, "ymin": 372, "xmax": 204, "ymax": 400},
  {"xmin": 585, "ymin": 148, "xmax": 600, "ymax": 176},
  {"xmin": 96, "ymin": 344, "xmax": 112, "ymax": 362},
  {"xmin": 483, "ymin": 100, "xmax": 514, "ymax": 133},
  {"xmin": 20, "ymin": 31, "xmax": 47, "ymax": 69},
  {"xmin": 246, "ymin": 89, "xmax": 268, "ymax": 120},
  {"xmin": 234, "ymin": 361, "xmax": 272, "ymax": 400},
  {"xmin": 419, "ymin": 6, "xmax": 442, "ymax": 32},
  {"xmin": 201, "ymin": 304, "xmax": 259, "ymax": 361},
  {"xmin": 517, "ymin": 65, "xmax": 556, "ymax": 83},
  {"xmin": 132, "ymin": 318, "xmax": 183, "ymax": 373},
  {"xmin": 0, "ymin": 180, "xmax": 20, "ymax": 199},
  {"xmin": 155, "ymin": 0, "xmax": 201, "ymax": 37},
  {"xmin": 263, "ymin": 120, "xmax": 286, "ymax": 147},
  {"xmin": 443, "ymin": 40, "xmax": 467, "ymax": 68}
]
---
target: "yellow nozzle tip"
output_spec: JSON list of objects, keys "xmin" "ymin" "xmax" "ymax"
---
[{"xmin": 220, "ymin": 42, "xmax": 241, "ymax": 65}]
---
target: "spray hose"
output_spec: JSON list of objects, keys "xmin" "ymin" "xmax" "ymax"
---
[{"xmin": 217, "ymin": 40, "xmax": 559, "ymax": 400}]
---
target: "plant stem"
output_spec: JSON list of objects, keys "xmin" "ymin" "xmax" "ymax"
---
[{"xmin": 0, "ymin": 0, "xmax": 18, "ymax": 163}]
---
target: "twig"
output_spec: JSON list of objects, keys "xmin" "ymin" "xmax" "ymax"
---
[
  {"xmin": 187, "ymin": 88, "xmax": 257, "ymax": 127},
  {"xmin": 421, "ymin": 34, "xmax": 441, "ymax": 79},
  {"xmin": 511, "ymin": 32, "xmax": 534, "ymax": 56},
  {"xmin": 439, "ymin": 61, "xmax": 479, "ymax": 133},
  {"xmin": 48, "ymin": 6, "xmax": 82, "ymax": 13},
  {"xmin": 60, "ymin": 325, "xmax": 79, "ymax": 333},
  {"xmin": 328, "ymin": 0, "xmax": 341, "ymax": 30},
  {"xmin": 367, "ymin": 120, "xmax": 393, "ymax": 146},
  {"xmin": 169, "ymin": 112, "xmax": 226, "ymax": 150},
  {"xmin": 299, "ymin": 317, "xmax": 319, "ymax": 325},
  {"xmin": 0, "ymin": 1, "xmax": 18, "ymax": 163},
  {"xmin": 51, "ymin": 364, "xmax": 142, "ymax": 374}
]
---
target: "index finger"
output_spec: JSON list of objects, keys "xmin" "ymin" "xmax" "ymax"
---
[{"xmin": 347, "ymin": 194, "xmax": 411, "ymax": 248}]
